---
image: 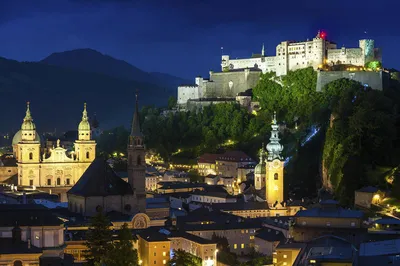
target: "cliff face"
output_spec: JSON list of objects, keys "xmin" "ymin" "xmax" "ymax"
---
[{"xmin": 321, "ymin": 113, "xmax": 336, "ymax": 191}]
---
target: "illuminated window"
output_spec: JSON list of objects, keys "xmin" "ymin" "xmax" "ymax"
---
[
  {"xmin": 283, "ymin": 254, "xmax": 287, "ymax": 258},
  {"xmin": 234, "ymin": 244, "xmax": 237, "ymax": 249},
  {"xmin": 250, "ymin": 236, "xmax": 254, "ymax": 240},
  {"xmin": 163, "ymin": 260, "xmax": 166, "ymax": 264},
  {"xmin": 163, "ymin": 252, "xmax": 166, "ymax": 256},
  {"xmin": 241, "ymin": 243, "xmax": 245, "ymax": 249}
]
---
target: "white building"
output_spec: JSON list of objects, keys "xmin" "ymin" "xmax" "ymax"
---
[{"xmin": 221, "ymin": 31, "xmax": 379, "ymax": 76}]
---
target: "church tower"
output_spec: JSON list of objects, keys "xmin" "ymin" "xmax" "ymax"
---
[
  {"xmin": 127, "ymin": 92, "xmax": 146, "ymax": 213},
  {"xmin": 265, "ymin": 111, "xmax": 284, "ymax": 206},
  {"xmin": 17, "ymin": 102, "xmax": 41, "ymax": 186},
  {"xmin": 74, "ymin": 103, "xmax": 96, "ymax": 163},
  {"xmin": 254, "ymin": 143, "xmax": 266, "ymax": 191}
]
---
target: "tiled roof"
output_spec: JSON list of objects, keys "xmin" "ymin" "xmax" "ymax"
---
[
  {"xmin": 210, "ymin": 202, "xmax": 270, "ymax": 211},
  {"xmin": 255, "ymin": 227, "xmax": 286, "ymax": 242},
  {"xmin": 138, "ymin": 228, "xmax": 171, "ymax": 242},
  {"xmin": 295, "ymin": 207, "xmax": 363, "ymax": 219},
  {"xmin": 216, "ymin": 151, "xmax": 254, "ymax": 163},
  {"xmin": 0, "ymin": 204, "xmax": 63, "ymax": 227},
  {"xmin": 0, "ymin": 238, "xmax": 43, "ymax": 254},
  {"xmin": 198, "ymin": 153, "xmax": 220, "ymax": 164},
  {"xmin": 68, "ymin": 159, "xmax": 133, "ymax": 197},
  {"xmin": 357, "ymin": 186, "xmax": 379, "ymax": 193}
]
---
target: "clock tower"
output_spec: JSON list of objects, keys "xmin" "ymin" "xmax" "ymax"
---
[{"xmin": 265, "ymin": 112, "xmax": 284, "ymax": 206}]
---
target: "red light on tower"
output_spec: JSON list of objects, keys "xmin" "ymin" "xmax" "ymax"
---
[{"xmin": 320, "ymin": 31, "xmax": 326, "ymax": 39}]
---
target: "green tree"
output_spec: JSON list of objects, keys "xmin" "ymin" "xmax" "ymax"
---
[
  {"xmin": 84, "ymin": 212, "xmax": 113, "ymax": 266},
  {"xmin": 168, "ymin": 249, "xmax": 202, "ymax": 266},
  {"xmin": 168, "ymin": 96, "xmax": 177, "ymax": 109},
  {"xmin": 106, "ymin": 223, "xmax": 139, "ymax": 266}
]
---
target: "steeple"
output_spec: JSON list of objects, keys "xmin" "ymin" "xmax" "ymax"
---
[
  {"xmin": 24, "ymin": 102, "xmax": 32, "ymax": 122},
  {"xmin": 261, "ymin": 44, "xmax": 265, "ymax": 56},
  {"xmin": 78, "ymin": 103, "xmax": 91, "ymax": 141},
  {"xmin": 130, "ymin": 91, "xmax": 143, "ymax": 139},
  {"xmin": 21, "ymin": 102, "xmax": 36, "ymax": 141},
  {"xmin": 266, "ymin": 111, "xmax": 283, "ymax": 161},
  {"xmin": 259, "ymin": 142, "xmax": 265, "ymax": 161}
]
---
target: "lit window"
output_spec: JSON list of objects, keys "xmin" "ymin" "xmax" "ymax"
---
[
  {"xmin": 351, "ymin": 222, "xmax": 355, "ymax": 227},
  {"xmin": 163, "ymin": 252, "xmax": 166, "ymax": 256},
  {"xmin": 163, "ymin": 260, "xmax": 166, "ymax": 264},
  {"xmin": 283, "ymin": 254, "xmax": 287, "ymax": 258},
  {"xmin": 234, "ymin": 244, "xmax": 237, "ymax": 249},
  {"xmin": 250, "ymin": 236, "xmax": 254, "ymax": 240},
  {"xmin": 241, "ymin": 243, "xmax": 245, "ymax": 249}
]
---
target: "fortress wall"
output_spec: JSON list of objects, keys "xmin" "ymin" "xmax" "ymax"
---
[
  {"xmin": 316, "ymin": 70, "xmax": 383, "ymax": 92},
  {"xmin": 204, "ymin": 70, "xmax": 261, "ymax": 98}
]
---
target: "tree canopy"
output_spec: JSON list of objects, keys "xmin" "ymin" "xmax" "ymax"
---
[{"xmin": 168, "ymin": 249, "xmax": 202, "ymax": 266}]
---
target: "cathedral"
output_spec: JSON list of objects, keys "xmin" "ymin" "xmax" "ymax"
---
[
  {"xmin": 67, "ymin": 93, "xmax": 152, "ymax": 228},
  {"xmin": 12, "ymin": 102, "xmax": 96, "ymax": 202}
]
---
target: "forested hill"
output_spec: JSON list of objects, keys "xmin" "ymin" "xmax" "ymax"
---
[
  {"xmin": 0, "ymin": 56, "xmax": 173, "ymax": 132},
  {"xmin": 99, "ymin": 67, "xmax": 400, "ymax": 206}
]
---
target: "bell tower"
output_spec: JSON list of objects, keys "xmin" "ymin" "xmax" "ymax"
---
[
  {"xmin": 127, "ymin": 91, "xmax": 146, "ymax": 213},
  {"xmin": 74, "ymin": 103, "xmax": 96, "ymax": 163},
  {"xmin": 17, "ymin": 102, "xmax": 41, "ymax": 186},
  {"xmin": 265, "ymin": 111, "xmax": 284, "ymax": 206}
]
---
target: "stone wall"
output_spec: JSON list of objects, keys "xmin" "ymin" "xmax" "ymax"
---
[
  {"xmin": 204, "ymin": 69, "xmax": 261, "ymax": 98},
  {"xmin": 316, "ymin": 70, "xmax": 383, "ymax": 91},
  {"xmin": 0, "ymin": 166, "xmax": 17, "ymax": 182},
  {"xmin": 186, "ymin": 98, "xmax": 236, "ymax": 112}
]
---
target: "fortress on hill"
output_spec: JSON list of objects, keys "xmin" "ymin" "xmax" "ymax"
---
[{"xmin": 178, "ymin": 31, "xmax": 384, "ymax": 109}]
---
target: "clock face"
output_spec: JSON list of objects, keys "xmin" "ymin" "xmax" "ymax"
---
[{"xmin": 273, "ymin": 160, "xmax": 280, "ymax": 168}]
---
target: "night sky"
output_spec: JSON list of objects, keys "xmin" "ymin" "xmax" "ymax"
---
[{"xmin": 0, "ymin": 0, "xmax": 399, "ymax": 80}]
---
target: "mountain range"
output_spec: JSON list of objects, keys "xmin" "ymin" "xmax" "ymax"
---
[{"xmin": 0, "ymin": 49, "xmax": 190, "ymax": 133}]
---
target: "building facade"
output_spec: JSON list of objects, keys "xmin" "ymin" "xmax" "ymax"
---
[
  {"xmin": 12, "ymin": 103, "xmax": 96, "ymax": 202},
  {"xmin": 221, "ymin": 32, "xmax": 380, "ymax": 76}
]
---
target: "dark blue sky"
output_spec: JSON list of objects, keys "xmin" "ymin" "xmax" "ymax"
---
[{"xmin": 0, "ymin": 0, "xmax": 399, "ymax": 80}]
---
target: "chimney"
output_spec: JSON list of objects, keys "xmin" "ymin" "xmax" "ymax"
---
[{"xmin": 12, "ymin": 224, "xmax": 22, "ymax": 245}]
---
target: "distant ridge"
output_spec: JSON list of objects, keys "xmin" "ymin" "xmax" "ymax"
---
[
  {"xmin": 40, "ymin": 48, "xmax": 190, "ymax": 90},
  {"xmin": 0, "ymin": 56, "xmax": 171, "ymax": 132}
]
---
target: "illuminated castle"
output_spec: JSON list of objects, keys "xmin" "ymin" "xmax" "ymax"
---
[{"xmin": 221, "ymin": 31, "xmax": 381, "ymax": 76}]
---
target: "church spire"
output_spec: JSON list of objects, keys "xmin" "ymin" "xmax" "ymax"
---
[
  {"xmin": 266, "ymin": 111, "xmax": 283, "ymax": 161},
  {"xmin": 131, "ymin": 91, "xmax": 142, "ymax": 137},
  {"xmin": 259, "ymin": 142, "xmax": 265, "ymax": 161},
  {"xmin": 24, "ymin": 102, "xmax": 32, "ymax": 122},
  {"xmin": 81, "ymin": 103, "xmax": 88, "ymax": 122},
  {"xmin": 261, "ymin": 44, "xmax": 265, "ymax": 56}
]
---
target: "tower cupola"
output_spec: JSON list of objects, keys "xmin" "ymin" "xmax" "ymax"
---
[
  {"xmin": 78, "ymin": 103, "xmax": 91, "ymax": 141},
  {"xmin": 21, "ymin": 102, "xmax": 37, "ymax": 141},
  {"xmin": 266, "ymin": 111, "xmax": 283, "ymax": 161}
]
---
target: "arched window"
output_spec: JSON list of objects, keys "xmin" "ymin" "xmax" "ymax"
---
[
  {"xmin": 86, "ymin": 152, "xmax": 90, "ymax": 159},
  {"xmin": 47, "ymin": 179, "xmax": 51, "ymax": 186},
  {"xmin": 137, "ymin": 155, "xmax": 141, "ymax": 165},
  {"xmin": 29, "ymin": 152, "xmax": 33, "ymax": 160},
  {"xmin": 274, "ymin": 173, "xmax": 278, "ymax": 180},
  {"xmin": 13, "ymin": 261, "xmax": 23, "ymax": 266},
  {"xmin": 57, "ymin": 178, "xmax": 61, "ymax": 186}
]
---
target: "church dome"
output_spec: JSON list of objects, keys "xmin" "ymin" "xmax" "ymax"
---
[
  {"xmin": 21, "ymin": 119, "xmax": 36, "ymax": 131},
  {"xmin": 254, "ymin": 163, "xmax": 266, "ymax": 175},
  {"xmin": 78, "ymin": 120, "xmax": 91, "ymax": 131},
  {"xmin": 12, "ymin": 130, "xmax": 41, "ymax": 145}
]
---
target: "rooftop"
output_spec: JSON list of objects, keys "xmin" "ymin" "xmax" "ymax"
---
[{"xmin": 68, "ymin": 159, "xmax": 134, "ymax": 197}]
